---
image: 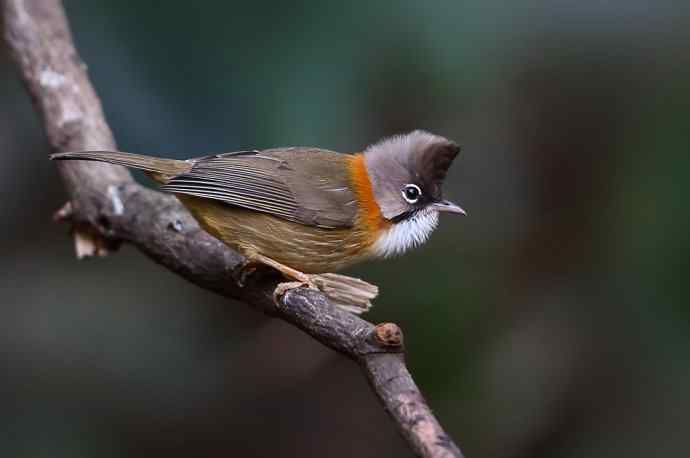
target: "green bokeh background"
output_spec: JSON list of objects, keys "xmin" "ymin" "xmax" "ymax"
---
[{"xmin": 2, "ymin": 1, "xmax": 689, "ymax": 457}]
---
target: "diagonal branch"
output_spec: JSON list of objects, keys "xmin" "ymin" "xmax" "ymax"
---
[{"xmin": 2, "ymin": 1, "xmax": 464, "ymax": 456}]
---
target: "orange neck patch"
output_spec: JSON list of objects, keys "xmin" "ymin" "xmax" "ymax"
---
[{"xmin": 348, "ymin": 153, "xmax": 391, "ymax": 242}]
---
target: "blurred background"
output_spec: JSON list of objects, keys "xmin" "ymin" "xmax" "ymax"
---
[{"xmin": 2, "ymin": 1, "xmax": 689, "ymax": 456}]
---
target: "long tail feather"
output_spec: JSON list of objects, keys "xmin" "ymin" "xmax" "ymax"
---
[{"xmin": 50, "ymin": 151, "xmax": 191, "ymax": 182}]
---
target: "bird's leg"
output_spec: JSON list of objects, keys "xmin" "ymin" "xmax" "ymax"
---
[
  {"xmin": 250, "ymin": 254, "xmax": 378, "ymax": 315},
  {"xmin": 250, "ymin": 254, "xmax": 314, "ymax": 285},
  {"xmin": 232, "ymin": 254, "xmax": 310, "ymax": 288},
  {"xmin": 248, "ymin": 254, "xmax": 320, "ymax": 302}
]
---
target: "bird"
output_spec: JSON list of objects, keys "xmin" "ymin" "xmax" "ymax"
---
[{"xmin": 51, "ymin": 130, "xmax": 465, "ymax": 312}]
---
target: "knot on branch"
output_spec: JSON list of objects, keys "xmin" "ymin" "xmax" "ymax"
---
[
  {"xmin": 374, "ymin": 322, "xmax": 404, "ymax": 348},
  {"xmin": 53, "ymin": 201, "xmax": 73, "ymax": 222},
  {"xmin": 354, "ymin": 322, "xmax": 405, "ymax": 356},
  {"xmin": 52, "ymin": 181, "xmax": 131, "ymax": 258},
  {"xmin": 69, "ymin": 221, "xmax": 120, "ymax": 258}
]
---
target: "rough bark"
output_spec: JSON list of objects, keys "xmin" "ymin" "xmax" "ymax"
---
[{"xmin": 3, "ymin": 1, "xmax": 464, "ymax": 456}]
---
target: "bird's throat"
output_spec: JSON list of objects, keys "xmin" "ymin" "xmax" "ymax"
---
[{"xmin": 371, "ymin": 208, "xmax": 439, "ymax": 258}]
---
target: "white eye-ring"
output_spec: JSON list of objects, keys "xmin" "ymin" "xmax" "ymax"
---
[{"xmin": 402, "ymin": 184, "xmax": 422, "ymax": 204}]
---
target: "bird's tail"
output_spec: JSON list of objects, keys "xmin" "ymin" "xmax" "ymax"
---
[{"xmin": 50, "ymin": 151, "xmax": 191, "ymax": 183}]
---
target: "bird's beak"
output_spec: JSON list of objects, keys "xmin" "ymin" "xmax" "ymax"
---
[{"xmin": 432, "ymin": 200, "xmax": 467, "ymax": 215}]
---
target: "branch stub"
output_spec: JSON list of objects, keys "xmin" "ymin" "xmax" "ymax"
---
[{"xmin": 374, "ymin": 322, "xmax": 404, "ymax": 348}]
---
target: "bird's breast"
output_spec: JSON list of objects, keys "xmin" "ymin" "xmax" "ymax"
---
[{"xmin": 177, "ymin": 195, "xmax": 373, "ymax": 273}]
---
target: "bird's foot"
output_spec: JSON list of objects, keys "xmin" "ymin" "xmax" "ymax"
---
[
  {"xmin": 273, "ymin": 274, "xmax": 377, "ymax": 314},
  {"xmin": 273, "ymin": 280, "xmax": 319, "ymax": 303},
  {"xmin": 249, "ymin": 254, "xmax": 378, "ymax": 314}
]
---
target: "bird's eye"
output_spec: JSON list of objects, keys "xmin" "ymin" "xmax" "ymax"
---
[{"xmin": 402, "ymin": 184, "xmax": 422, "ymax": 203}]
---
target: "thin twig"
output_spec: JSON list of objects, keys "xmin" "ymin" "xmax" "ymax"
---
[{"xmin": 2, "ymin": 1, "xmax": 464, "ymax": 456}]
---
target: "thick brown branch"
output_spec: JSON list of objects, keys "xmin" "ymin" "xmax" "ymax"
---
[{"xmin": 2, "ymin": 1, "xmax": 464, "ymax": 456}]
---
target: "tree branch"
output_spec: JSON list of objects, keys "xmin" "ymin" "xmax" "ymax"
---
[{"xmin": 3, "ymin": 1, "xmax": 464, "ymax": 456}]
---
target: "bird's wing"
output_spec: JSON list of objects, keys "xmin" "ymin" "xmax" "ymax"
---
[{"xmin": 160, "ymin": 148, "xmax": 359, "ymax": 228}]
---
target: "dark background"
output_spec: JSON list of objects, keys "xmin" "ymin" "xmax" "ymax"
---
[{"xmin": 2, "ymin": 1, "xmax": 690, "ymax": 457}]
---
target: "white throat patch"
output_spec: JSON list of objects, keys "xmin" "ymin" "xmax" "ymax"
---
[{"xmin": 371, "ymin": 209, "xmax": 439, "ymax": 258}]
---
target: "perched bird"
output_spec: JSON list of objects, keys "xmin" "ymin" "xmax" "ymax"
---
[{"xmin": 52, "ymin": 130, "xmax": 465, "ymax": 312}]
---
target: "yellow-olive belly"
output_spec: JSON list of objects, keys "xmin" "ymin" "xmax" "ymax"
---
[{"xmin": 177, "ymin": 195, "xmax": 371, "ymax": 273}]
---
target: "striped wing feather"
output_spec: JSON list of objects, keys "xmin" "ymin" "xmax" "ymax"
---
[{"xmin": 161, "ymin": 149, "xmax": 358, "ymax": 228}]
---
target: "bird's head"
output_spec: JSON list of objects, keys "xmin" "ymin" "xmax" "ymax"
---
[{"xmin": 363, "ymin": 130, "xmax": 464, "ymax": 257}]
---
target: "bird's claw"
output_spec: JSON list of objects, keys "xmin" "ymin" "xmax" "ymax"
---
[
  {"xmin": 273, "ymin": 280, "xmax": 319, "ymax": 304},
  {"xmin": 232, "ymin": 260, "xmax": 259, "ymax": 287},
  {"xmin": 273, "ymin": 274, "xmax": 378, "ymax": 315}
]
